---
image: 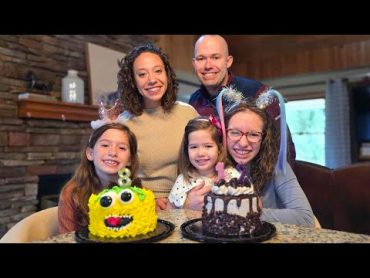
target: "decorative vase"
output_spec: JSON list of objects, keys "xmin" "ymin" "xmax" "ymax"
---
[{"xmin": 61, "ymin": 69, "xmax": 84, "ymax": 104}]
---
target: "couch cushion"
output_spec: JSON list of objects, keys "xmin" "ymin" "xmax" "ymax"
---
[
  {"xmin": 294, "ymin": 160, "xmax": 334, "ymax": 229},
  {"xmin": 333, "ymin": 162, "xmax": 370, "ymax": 235}
]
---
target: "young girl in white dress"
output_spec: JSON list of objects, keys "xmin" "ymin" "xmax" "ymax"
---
[{"xmin": 167, "ymin": 115, "xmax": 239, "ymax": 210}]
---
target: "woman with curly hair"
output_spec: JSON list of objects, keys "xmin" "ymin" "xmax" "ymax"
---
[{"xmin": 117, "ymin": 43, "xmax": 198, "ymax": 210}]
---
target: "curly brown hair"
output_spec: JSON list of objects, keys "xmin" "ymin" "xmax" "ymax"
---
[
  {"xmin": 117, "ymin": 43, "xmax": 178, "ymax": 116},
  {"xmin": 224, "ymin": 100, "xmax": 280, "ymax": 192}
]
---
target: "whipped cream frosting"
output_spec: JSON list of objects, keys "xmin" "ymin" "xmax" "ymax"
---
[{"xmin": 212, "ymin": 183, "xmax": 255, "ymax": 196}]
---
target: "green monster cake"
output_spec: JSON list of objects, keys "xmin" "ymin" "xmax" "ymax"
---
[{"xmin": 88, "ymin": 168, "xmax": 158, "ymax": 238}]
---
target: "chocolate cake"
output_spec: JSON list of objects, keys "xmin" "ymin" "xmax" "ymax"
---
[{"xmin": 202, "ymin": 176, "xmax": 263, "ymax": 237}]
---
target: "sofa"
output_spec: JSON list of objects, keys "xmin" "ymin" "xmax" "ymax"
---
[{"xmin": 294, "ymin": 160, "xmax": 370, "ymax": 235}]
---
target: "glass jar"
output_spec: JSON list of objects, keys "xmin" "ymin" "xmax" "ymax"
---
[{"xmin": 61, "ymin": 70, "xmax": 84, "ymax": 104}]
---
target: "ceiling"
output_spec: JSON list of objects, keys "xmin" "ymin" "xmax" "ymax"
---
[
  {"xmin": 223, "ymin": 35, "xmax": 370, "ymax": 61},
  {"xmin": 221, "ymin": 35, "xmax": 370, "ymax": 97}
]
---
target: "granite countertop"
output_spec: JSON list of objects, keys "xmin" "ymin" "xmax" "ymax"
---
[{"xmin": 36, "ymin": 209, "xmax": 370, "ymax": 243}]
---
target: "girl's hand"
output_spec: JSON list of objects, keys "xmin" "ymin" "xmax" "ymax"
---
[
  {"xmin": 155, "ymin": 197, "xmax": 168, "ymax": 211},
  {"xmin": 166, "ymin": 201, "xmax": 176, "ymax": 210},
  {"xmin": 183, "ymin": 181, "xmax": 210, "ymax": 211}
]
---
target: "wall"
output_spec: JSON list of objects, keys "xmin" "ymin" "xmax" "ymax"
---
[
  {"xmin": 152, "ymin": 35, "xmax": 370, "ymax": 103},
  {"xmin": 0, "ymin": 35, "xmax": 154, "ymax": 237},
  {"xmin": 156, "ymin": 35, "xmax": 197, "ymax": 73},
  {"xmin": 155, "ymin": 35, "xmax": 370, "ymax": 82},
  {"xmin": 232, "ymin": 39, "xmax": 370, "ymax": 80}
]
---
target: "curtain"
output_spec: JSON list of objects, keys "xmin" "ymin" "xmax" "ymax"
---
[{"xmin": 325, "ymin": 78, "xmax": 351, "ymax": 168}]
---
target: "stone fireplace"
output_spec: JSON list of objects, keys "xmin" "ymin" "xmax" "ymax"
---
[
  {"xmin": 0, "ymin": 99, "xmax": 96, "ymax": 237},
  {"xmin": 0, "ymin": 34, "xmax": 155, "ymax": 238},
  {"xmin": 37, "ymin": 173, "xmax": 72, "ymax": 210}
]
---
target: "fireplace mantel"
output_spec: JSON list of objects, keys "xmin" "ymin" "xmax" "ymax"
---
[{"xmin": 17, "ymin": 99, "xmax": 99, "ymax": 122}]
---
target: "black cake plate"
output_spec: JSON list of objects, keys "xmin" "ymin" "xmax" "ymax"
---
[
  {"xmin": 181, "ymin": 218, "xmax": 276, "ymax": 243},
  {"xmin": 75, "ymin": 219, "xmax": 175, "ymax": 243}
]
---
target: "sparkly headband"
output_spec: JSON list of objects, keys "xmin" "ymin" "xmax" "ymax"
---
[
  {"xmin": 256, "ymin": 88, "xmax": 287, "ymax": 174},
  {"xmin": 90, "ymin": 98, "xmax": 121, "ymax": 129},
  {"xmin": 215, "ymin": 86, "xmax": 287, "ymax": 174},
  {"xmin": 90, "ymin": 98, "xmax": 132, "ymax": 130}
]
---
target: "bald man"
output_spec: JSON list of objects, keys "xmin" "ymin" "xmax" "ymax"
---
[
  {"xmin": 189, "ymin": 35, "xmax": 265, "ymax": 116},
  {"xmin": 189, "ymin": 35, "xmax": 296, "ymax": 166}
]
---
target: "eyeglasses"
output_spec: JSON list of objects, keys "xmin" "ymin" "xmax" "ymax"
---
[{"xmin": 226, "ymin": 129, "xmax": 263, "ymax": 143}]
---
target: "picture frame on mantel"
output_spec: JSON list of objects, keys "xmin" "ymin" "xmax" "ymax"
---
[{"xmin": 86, "ymin": 42, "xmax": 126, "ymax": 106}]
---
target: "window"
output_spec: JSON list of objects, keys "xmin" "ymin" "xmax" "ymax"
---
[{"xmin": 286, "ymin": 98, "xmax": 326, "ymax": 166}]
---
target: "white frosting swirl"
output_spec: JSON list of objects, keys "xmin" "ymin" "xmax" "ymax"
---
[{"xmin": 212, "ymin": 183, "xmax": 255, "ymax": 196}]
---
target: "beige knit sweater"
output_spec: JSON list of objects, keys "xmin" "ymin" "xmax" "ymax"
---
[{"xmin": 125, "ymin": 101, "xmax": 198, "ymax": 198}]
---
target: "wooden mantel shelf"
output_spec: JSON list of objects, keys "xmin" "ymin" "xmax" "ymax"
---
[{"xmin": 17, "ymin": 99, "xmax": 99, "ymax": 122}]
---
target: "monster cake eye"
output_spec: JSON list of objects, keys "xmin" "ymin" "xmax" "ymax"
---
[
  {"xmin": 119, "ymin": 189, "xmax": 134, "ymax": 204},
  {"xmin": 100, "ymin": 192, "xmax": 116, "ymax": 208}
]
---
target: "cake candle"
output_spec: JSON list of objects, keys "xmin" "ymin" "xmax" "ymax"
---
[
  {"xmin": 236, "ymin": 164, "xmax": 247, "ymax": 184},
  {"xmin": 215, "ymin": 162, "xmax": 225, "ymax": 181}
]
